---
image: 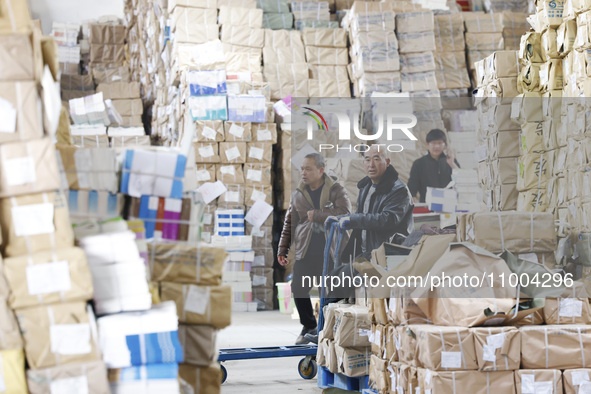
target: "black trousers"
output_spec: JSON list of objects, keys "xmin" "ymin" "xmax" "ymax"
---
[{"xmin": 292, "ymin": 251, "xmax": 324, "ymax": 330}]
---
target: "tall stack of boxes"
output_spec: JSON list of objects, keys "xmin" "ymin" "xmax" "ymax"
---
[
  {"xmin": 150, "ymin": 243, "xmax": 228, "ymax": 392},
  {"xmin": 263, "ymin": 30, "xmax": 309, "ymax": 100},
  {"xmin": 475, "ymin": 51, "xmax": 521, "ymax": 211},
  {"xmin": 346, "ymin": 1, "xmax": 400, "ymax": 97},
  {"xmin": 52, "ymin": 22, "xmax": 81, "ymax": 75},
  {"xmin": 396, "ymin": 9, "xmax": 438, "ymax": 95},
  {"xmin": 464, "ymin": 12, "xmax": 505, "ymax": 83},
  {"xmin": 303, "ymin": 27, "xmax": 351, "ymax": 97},
  {"xmin": 0, "ymin": 3, "xmax": 110, "ymax": 391},
  {"xmin": 433, "ymin": 13, "xmax": 471, "ymax": 92}
]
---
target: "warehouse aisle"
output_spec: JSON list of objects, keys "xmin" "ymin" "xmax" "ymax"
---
[{"xmin": 219, "ymin": 311, "xmax": 322, "ymax": 393}]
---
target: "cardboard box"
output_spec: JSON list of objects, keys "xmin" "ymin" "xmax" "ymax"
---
[
  {"xmin": 178, "ymin": 324, "xmax": 217, "ymax": 367},
  {"xmin": 178, "ymin": 363, "xmax": 221, "ymax": 394},
  {"xmin": 223, "ymin": 121, "xmax": 252, "ymax": 142},
  {"xmin": 563, "ymin": 369, "xmax": 591, "ymax": 393},
  {"xmin": 3, "ymin": 247, "xmax": 93, "ymax": 309},
  {"xmin": 243, "ymin": 163, "xmax": 272, "ymax": 185},
  {"xmin": 27, "ymin": 360, "xmax": 109, "ymax": 394},
  {"xmin": 264, "ymin": 63, "xmax": 309, "ymax": 99},
  {"xmin": 0, "ymin": 191, "xmax": 74, "ymax": 257},
  {"xmin": 472, "ymin": 326, "xmax": 520, "ymax": 371},
  {"xmin": 0, "ymin": 81, "xmax": 44, "ymax": 143},
  {"xmin": 89, "ymin": 24, "xmax": 126, "ymax": 44},
  {"xmin": 458, "ymin": 212, "xmax": 556, "ymax": 253},
  {"xmin": 160, "ymin": 282, "xmax": 231, "ymax": 328},
  {"xmin": 16, "ymin": 302, "xmax": 100, "ymax": 369},
  {"xmin": 111, "ymin": 99, "xmax": 143, "ymax": 117},
  {"xmin": 251, "ymin": 123, "xmax": 277, "ymax": 144},
  {"xmin": 434, "ymin": 13, "xmax": 464, "ymax": 35},
  {"xmin": 412, "ymin": 325, "xmax": 478, "ymax": 371},
  {"xmin": 218, "ymin": 6, "xmax": 262, "ymax": 27},
  {"xmin": 514, "ymin": 369, "xmax": 562, "ymax": 394},
  {"xmin": 0, "ymin": 349, "xmax": 27, "ymax": 393},
  {"xmin": 96, "ymin": 82, "xmax": 140, "ymax": 100},
  {"xmin": 263, "ymin": 46, "xmax": 306, "ymax": 64},
  {"xmin": 521, "ymin": 325, "xmax": 591, "ymax": 369},
  {"xmin": 0, "ymin": 296, "xmax": 23, "ymax": 350},
  {"xmin": 246, "ymin": 142, "xmax": 272, "ymax": 165},
  {"xmin": 418, "ymin": 369, "xmax": 516, "ymax": 393}
]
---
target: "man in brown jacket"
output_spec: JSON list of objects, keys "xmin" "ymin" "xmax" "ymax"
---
[{"xmin": 278, "ymin": 153, "xmax": 351, "ymax": 344}]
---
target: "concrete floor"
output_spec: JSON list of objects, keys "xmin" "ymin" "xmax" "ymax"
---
[{"xmin": 218, "ymin": 310, "xmax": 323, "ymax": 394}]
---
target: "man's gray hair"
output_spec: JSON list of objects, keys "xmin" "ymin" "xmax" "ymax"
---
[
  {"xmin": 304, "ymin": 153, "xmax": 326, "ymax": 168},
  {"xmin": 363, "ymin": 145, "xmax": 390, "ymax": 160}
]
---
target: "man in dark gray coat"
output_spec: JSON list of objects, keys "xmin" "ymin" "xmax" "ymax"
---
[{"xmin": 328, "ymin": 145, "xmax": 414, "ymax": 261}]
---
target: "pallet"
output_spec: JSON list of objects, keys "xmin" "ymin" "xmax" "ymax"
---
[{"xmin": 318, "ymin": 366, "xmax": 370, "ymax": 392}]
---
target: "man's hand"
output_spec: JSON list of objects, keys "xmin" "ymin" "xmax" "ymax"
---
[
  {"xmin": 339, "ymin": 215, "xmax": 351, "ymax": 230},
  {"xmin": 325, "ymin": 216, "xmax": 338, "ymax": 227},
  {"xmin": 446, "ymin": 149, "xmax": 458, "ymax": 169},
  {"xmin": 307, "ymin": 210, "xmax": 315, "ymax": 222},
  {"xmin": 278, "ymin": 255, "xmax": 289, "ymax": 266}
]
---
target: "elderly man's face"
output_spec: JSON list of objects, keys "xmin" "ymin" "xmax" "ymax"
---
[{"xmin": 363, "ymin": 148, "xmax": 389, "ymax": 182}]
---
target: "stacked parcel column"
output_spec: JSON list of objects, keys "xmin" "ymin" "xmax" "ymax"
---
[
  {"xmin": 0, "ymin": 4, "xmax": 111, "ymax": 392},
  {"xmin": 474, "ymin": 51, "xmax": 521, "ymax": 212}
]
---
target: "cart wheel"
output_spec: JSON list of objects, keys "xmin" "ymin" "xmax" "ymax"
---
[
  {"xmin": 298, "ymin": 357, "xmax": 317, "ymax": 380},
  {"xmin": 221, "ymin": 364, "xmax": 228, "ymax": 384}
]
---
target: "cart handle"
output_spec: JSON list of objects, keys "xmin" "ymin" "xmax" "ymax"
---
[{"xmin": 318, "ymin": 221, "xmax": 345, "ymax": 331}]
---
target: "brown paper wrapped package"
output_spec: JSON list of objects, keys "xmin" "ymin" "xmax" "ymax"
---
[
  {"xmin": 302, "ymin": 28, "xmax": 347, "ymax": 48},
  {"xmin": 514, "ymin": 369, "xmax": 563, "ymax": 394},
  {"xmin": 263, "ymin": 63, "xmax": 309, "ymax": 99},
  {"xmin": 89, "ymin": 24, "xmax": 126, "ymax": 44},
  {"xmin": 16, "ymin": 302, "xmax": 100, "ymax": 369},
  {"xmin": 369, "ymin": 354, "xmax": 390, "ymax": 393},
  {"xmin": 370, "ymin": 324, "xmax": 384, "ymax": 357},
  {"xmin": 543, "ymin": 283, "xmax": 591, "ymax": 325},
  {"xmin": 563, "ymin": 369, "xmax": 591, "ymax": 393},
  {"xmin": 0, "ymin": 138, "xmax": 60, "ymax": 197},
  {"xmin": 334, "ymin": 305, "xmax": 372, "ymax": 348},
  {"xmin": 160, "ymin": 282, "xmax": 231, "ymax": 328},
  {"xmin": 221, "ymin": 25, "xmax": 264, "ymax": 48},
  {"xmin": 0, "ymin": 81, "xmax": 44, "ymax": 143},
  {"xmin": 335, "ymin": 344, "xmax": 370, "ymax": 377},
  {"xmin": 218, "ymin": 142, "xmax": 247, "ymax": 164},
  {"xmin": 216, "ymin": 164, "xmax": 245, "ymax": 184},
  {"xmin": 178, "ymin": 324, "xmax": 217, "ymax": 367},
  {"xmin": 326, "ymin": 340, "xmax": 338, "ymax": 373},
  {"xmin": 195, "ymin": 120, "xmax": 225, "ymax": 142},
  {"xmin": 194, "ymin": 142, "xmax": 220, "ymax": 164},
  {"xmin": 1, "ymin": 191, "xmax": 74, "ymax": 257},
  {"xmin": 178, "ymin": 363, "xmax": 221, "ymax": 394},
  {"xmin": 243, "ymin": 163, "xmax": 271, "ymax": 185},
  {"xmin": 0, "ymin": 33, "xmax": 41, "ymax": 81},
  {"xmin": 252, "ymin": 286, "xmax": 274, "ymax": 310},
  {"xmin": 3, "ymin": 247, "xmax": 93, "ymax": 309},
  {"xmin": 397, "ymin": 325, "xmax": 418, "ymax": 367},
  {"xmin": 224, "ymin": 122, "xmax": 252, "ymax": 142},
  {"xmin": 96, "ymin": 82, "xmax": 140, "ymax": 100},
  {"xmin": 0, "ymin": 296, "xmax": 23, "ymax": 350},
  {"xmin": 218, "ymin": 6, "xmax": 262, "ymax": 27},
  {"xmin": 27, "ymin": 360, "xmax": 109, "ymax": 394},
  {"xmin": 148, "ymin": 243, "xmax": 227, "ymax": 285},
  {"xmin": 521, "ymin": 325, "xmax": 591, "ymax": 369},
  {"xmin": 458, "ymin": 212, "xmax": 556, "ymax": 253},
  {"xmin": 193, "ymin": 163, "xmax": 216, "ymax": 183},
  {"xmin": 90, "ymin": 44, "xmax": 126, "ymax": 63},
  {"xmin": 418, "ymin": 369, "xmax": 516, "ymax": 394},
  {"xmin": 251, "ymin": 123, "xmax": 277, "ymax": 143},
  {"xmin": 471, "ymin": 326, "xmax": 520, "ymax": 371},
  {"xmin": 111, "ymin": 99, "xmax": 143, "ymax": 117},
  {"xmin": 412, "ymin": 325, "xmax": 478, "ymax": 371}
]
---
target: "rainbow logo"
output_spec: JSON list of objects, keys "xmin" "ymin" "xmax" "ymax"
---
[{"xmin": 303, "ymin": 107, "xmax": 329, "ymax": 131}]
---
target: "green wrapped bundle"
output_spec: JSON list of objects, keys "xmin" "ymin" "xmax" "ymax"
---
[
  {"xmin": 257, "ymin": 0, "xmax": 290, "ymax": 13},
  {"xmin": 263, "ymin": 12, "xmax": 294, "ymax": 29}
]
